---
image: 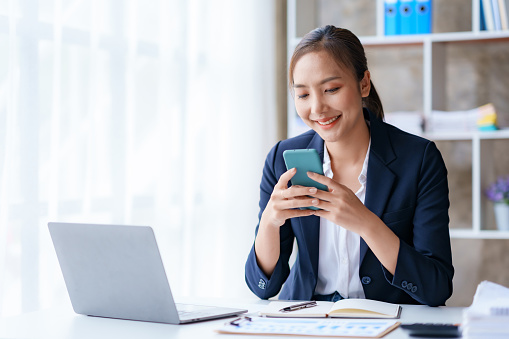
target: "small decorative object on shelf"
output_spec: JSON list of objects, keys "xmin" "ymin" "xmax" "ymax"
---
[
  {"xmin": 476, "ymin": 103, "xmax": 498, "ymax": 131},
  {"xmin": 485, "ymin": 176, "xmax": 509, "ymax": 231}
]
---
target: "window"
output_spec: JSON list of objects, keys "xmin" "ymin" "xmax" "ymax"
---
[{"xmin": 0, "ymin": 0, "xmax": 276, "ymax": 315}]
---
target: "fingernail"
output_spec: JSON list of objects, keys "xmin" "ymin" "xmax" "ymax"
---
[
  {"xmin": 311, "ymin": 199, "xmax": 318, "ymax": 205},
  {"xmin": 309, "ymin": 188, "xmax": 317, "ymax": 193}
]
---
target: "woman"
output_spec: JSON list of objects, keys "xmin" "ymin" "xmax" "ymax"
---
[{"xmin": 245, "ymin": 25, "xmax": 454, "ymax": 306}]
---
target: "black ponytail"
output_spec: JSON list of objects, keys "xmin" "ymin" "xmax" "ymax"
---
[{"xmin": 364, "ymin": 80, "xmax": 384, "ymax": 120}]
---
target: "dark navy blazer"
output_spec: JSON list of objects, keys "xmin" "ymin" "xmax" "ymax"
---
[{"xmin": 245, "ymin": 109, "xmax": 454, "ymax": 306}]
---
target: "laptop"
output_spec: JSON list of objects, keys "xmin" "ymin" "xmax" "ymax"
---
[{"xmin": 48, "ymin": 222, "xmax": 248, "ymax": 324}]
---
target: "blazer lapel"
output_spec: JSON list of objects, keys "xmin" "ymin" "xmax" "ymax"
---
[
  {"xmin": 308, "ymin": 132, "xmax": 325, "ymax": 160},
  {"xmin": 360, "ymin": 110, "xmax": 397, "ymax": 264}
]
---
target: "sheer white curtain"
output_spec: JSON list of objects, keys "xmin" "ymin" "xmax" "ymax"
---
[{"xmin": 0, "ymin": 0, "xmax": 277, "ymax": 315}]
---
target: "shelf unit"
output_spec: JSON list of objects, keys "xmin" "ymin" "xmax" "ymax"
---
[{"xmin": 287, "ymin": 0, "xmax": 509, "ymax": 239}]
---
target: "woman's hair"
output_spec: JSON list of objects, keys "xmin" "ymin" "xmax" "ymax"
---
[{"xmin": 288, "ymin": 25, "xmax": 384, "ymax": 120}]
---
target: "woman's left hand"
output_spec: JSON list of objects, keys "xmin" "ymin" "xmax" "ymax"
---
[
  {"xmin": 307, "ymin": 171, "xmax": 400, "ymax": 274},
  {"xmin": 306, "ymin": 171, "xmax": 376, "ymax": 236}
]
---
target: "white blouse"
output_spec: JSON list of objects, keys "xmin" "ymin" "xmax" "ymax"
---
[{"xmin": 314, "ymin": 140, "xmax": 371, "ymax": 299}]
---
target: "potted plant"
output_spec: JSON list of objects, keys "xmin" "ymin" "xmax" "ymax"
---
[{"xmin": 485, "ymin": 176, "xmax": 509, "ymax": 231}]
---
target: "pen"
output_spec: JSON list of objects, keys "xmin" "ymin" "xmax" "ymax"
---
[{"xmin": 279, "ymin": 301, "xmax": 318, "ymax": 312}]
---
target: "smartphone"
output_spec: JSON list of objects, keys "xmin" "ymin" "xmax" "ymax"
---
[{"xmin": 282, "ymin": 149, "xmax": 328, "ymax": 210}]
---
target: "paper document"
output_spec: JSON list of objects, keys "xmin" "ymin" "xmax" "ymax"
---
[{"xmin": 462, "ymin": 281, "xmax": 509, "ymax": 339}]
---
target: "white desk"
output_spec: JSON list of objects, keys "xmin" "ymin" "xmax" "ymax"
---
[{"xmin": 0, "ymin": 298, "xmax": 464, "ymax": 339}]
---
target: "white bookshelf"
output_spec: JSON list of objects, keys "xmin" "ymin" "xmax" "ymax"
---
[{"xmin": 287, "ymin": 0, "xmax": 509, "ymax": 239}]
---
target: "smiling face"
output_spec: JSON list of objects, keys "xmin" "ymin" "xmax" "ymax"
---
[{"xmin": 292, "ymin": 50, "xmax": 370, "ymax": 144}]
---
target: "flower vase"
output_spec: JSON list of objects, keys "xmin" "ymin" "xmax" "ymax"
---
[{"xmin": 494, "ymin": 203, "xmax": 509, "ymax": 231}]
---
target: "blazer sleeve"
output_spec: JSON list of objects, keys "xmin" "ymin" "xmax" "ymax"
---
[
  {"xmin": 245, "ymin": 142, "xmax": 296, "ymax": 299},
  {"xmin": 382, "ymin": 141, "xmax": 454, "ymax": 306}
]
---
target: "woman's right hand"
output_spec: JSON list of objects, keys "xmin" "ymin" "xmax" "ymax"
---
[{"xmin": 260, "ymin": 168, "xmax": 319, "ymax": 229}]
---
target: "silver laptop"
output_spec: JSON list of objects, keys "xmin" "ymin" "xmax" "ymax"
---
[{"xmin": 48, "ymin": 222, "xmax": 247, "ymax": 324}]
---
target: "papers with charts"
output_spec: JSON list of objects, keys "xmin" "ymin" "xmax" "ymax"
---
[{"xmin": 217, "ymin": 317, "xmax": 400, "ymax": 338}]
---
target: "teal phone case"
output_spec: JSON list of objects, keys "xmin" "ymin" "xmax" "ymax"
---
[{"xmin": 282, "ymin": 149, "xmax": 328, "ymax": 210}]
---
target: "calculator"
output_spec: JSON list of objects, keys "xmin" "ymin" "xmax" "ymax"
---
[{"xmin": 400, "ymin": 323, "xmax": 461, "ymax": 337}]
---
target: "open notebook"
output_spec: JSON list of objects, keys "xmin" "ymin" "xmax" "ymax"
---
[{"xmin": 260, "ymin": 299, "xmax": 401, "ymax": 319}]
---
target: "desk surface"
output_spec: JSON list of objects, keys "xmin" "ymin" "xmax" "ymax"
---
[{"xmin": 0, "ymin": 297, "xmax": 463, "ymax": 339}]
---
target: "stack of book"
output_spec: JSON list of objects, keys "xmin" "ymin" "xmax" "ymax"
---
[
  {"xmin": 425, "ymin": 103, "xmax": 498, "ymax": 133},
  {"xmin": 385, "ymin": 104, "xmax": 499, "ymax": 134},
  {"xmin": 462, "ymin": 281, "xmax": 509, "ymax": 338},
  {"xmin": 426, "ymin": 109, "xmax": 479, "ymax": 133},
  {"xmin": 481, "ymin": 0, "xmax": 509, "ymax": 31}
]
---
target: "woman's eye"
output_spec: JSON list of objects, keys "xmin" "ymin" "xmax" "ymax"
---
[
  {"xmin": 297, "ymin": 93, "xmax": 309, "ymax": 99},
  {"xmin": 325, "ymin": 87, "xmax": 340, "ymax": 93}
]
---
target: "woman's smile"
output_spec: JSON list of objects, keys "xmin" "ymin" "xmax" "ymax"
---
[{"xmin": 315, "ymin": 115, "xmax": 341, "ymax": 128}]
